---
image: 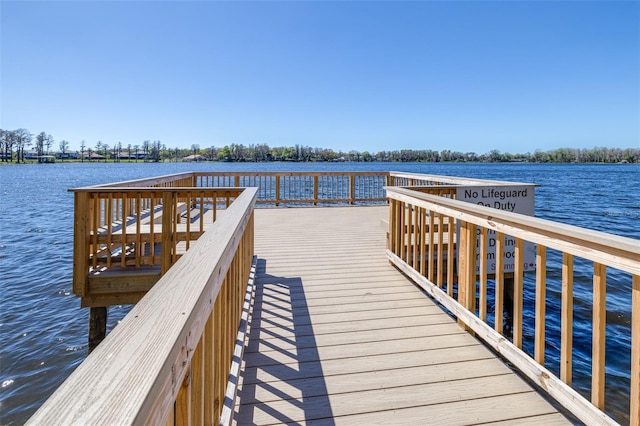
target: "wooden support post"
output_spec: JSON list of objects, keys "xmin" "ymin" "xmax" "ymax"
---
[
  {"xmin": 275, "ymin": 176, "xmax": 281, "ymax": 206},
  {"xmin": 313, "ymin": 175, "xmax": 319, "ymax": 205},
  {"xmin": 161, "ymin": 192, "xmax": 174, "ymax": 275},
  {"xmin": 349, "ymin": 175, "xmax": 356, "ymax": 205},
  {"xmin": 73, "ymin": 192, "xmax": 90, "ymax": 297},
  {"xmin": 88, "ymin": 307, "xmax": 107, "ymax": 353}
]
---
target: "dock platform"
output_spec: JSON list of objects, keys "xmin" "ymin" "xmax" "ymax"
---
[
  {"xmin": 235, "ymin": 206, "xmax": 569, "ymax": 424},
  {"xmin": 31, "ymin": 171, "xmax": 637, "ymax": 425}
]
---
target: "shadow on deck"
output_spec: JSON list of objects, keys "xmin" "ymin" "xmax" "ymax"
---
[{"xmin": 237, "ymin": 258, "xmax": 334, "ymax": 423}]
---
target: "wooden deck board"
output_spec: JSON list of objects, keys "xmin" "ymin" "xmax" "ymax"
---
[{"xmin": 235, "ymin": 206, "xmax": 569, "ymax": 425}]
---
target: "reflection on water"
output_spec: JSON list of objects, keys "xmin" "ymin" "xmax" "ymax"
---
[{"xmin": 0, "ymin": 162, "xmax": 637, "ymax": 424}]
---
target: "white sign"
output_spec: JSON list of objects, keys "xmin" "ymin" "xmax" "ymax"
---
[{"xmin": 456, "ymin": 185, "xmax": 536, "ymax": 274}]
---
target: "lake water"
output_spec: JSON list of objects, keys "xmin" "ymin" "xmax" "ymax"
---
[{"xmin": 0, "ymin": 162, "xmax": 638, "ymax": 424}]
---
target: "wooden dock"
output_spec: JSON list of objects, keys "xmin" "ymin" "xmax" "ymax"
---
[
  {"xmin": 32, "ymin": 172, "xmax": 638, "ymax": 425},
  {"xmin": 235, "ymin": 206, "xmax": 569, "ymax": 425}
]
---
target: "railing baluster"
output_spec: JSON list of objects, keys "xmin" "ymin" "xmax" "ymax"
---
[
  {"xmin": 561, "ymin": 252, "xmax": 574, "ymax": 385},
  {"xmin": 150, "ymin": 195, "xmax": 156, "ymax": 267},
  {"xmin": 412, "ymin": 205, "xmax": 419, "ymax": 269},
  {"xmin": 106, "ymin": 194, "xmax": 113, "ymax": 268},
  {"xmin": 186, "ymin": 192, "xmax": 191, "ymax": 251},
  {"xmin": 428, "ymin": 212, "xmax": 435, "ymax": 283},
  {"xmin": 136, "ymin": 193, "xmax": 142, "ymax": 268},
  {"xmin": 419, "ymin": 208, "xmax": 426, "ymax": 277},
  {"xmin": 591, "ymin": 262, "xmax": 607, "ymax": 409},
  {"xmin": 204, "ymin": 314, "xmax": 215, "ymax": 425},
  {"xmin": 213, "ymin": 292, "xmax": 223, "ymax": 421},
  {"xmin": 121, "ymin": 193, "xmax": 128, "ymax": 268},
  {"xmin": 175, "ymin": 371, "xmax": 190, "ymax": 424},
  {"xmin": 535, "ymin": 245, "xmax": 547, "ymax": 364},
  {"xmin": 447, "ymin": 216, "xmax": 455, "ymax": 297},
  {"xmin": 479, "ymin": 227, "xmax": 488, "ymax": 321},
  {"xmin": 513, "ymin": 237, "xmax": 524, "ymax": 349},
  {"xmin": 91, "ymin": 195, "xmax": 99, "ymax": 269},
  {"xmin": 406, "ymin": 204, "xmax": 413, "ymax": 265},
  {"xmin": 191, "ymin": 337, "xmax": 204, "ymax": 425},
  {"xmin": 494, "ymin": 232, "xmax": 504, "ymax": 334}
]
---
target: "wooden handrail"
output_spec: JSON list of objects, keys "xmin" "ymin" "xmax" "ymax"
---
[
  {"xmin": 386, "ymin": 186, "xmax": 639, "ymax": 425},
  {"xmin": 88, "ymin": 172, "xmax": 196, "ymax": 188},
  {"xmin": 388, "ymin": 171, "xmax": 539, "ymax": 187},
  {"xmin": 388, "ymin": 187, "xmax": 638, "ymax": 274},
  {"xmin": 28, "ymin": 187, "xmax": 257, "ymax": 425}
]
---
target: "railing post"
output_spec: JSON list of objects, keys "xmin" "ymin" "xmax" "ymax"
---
[
  {"xmin": 161, "ymin": 192, "xmax": 174, "ymax": 275},
  {"xmin": 349, "ymin": 174, "xmax": 356, "ymax": 205},
  {"xmin": 275, "ymin": 175, "xmax": 281, "ymax": 206},
  {"xmin": 457, "ymin": 220, "xmax": 477, "ymax": 332},
  {"xmin": 313, "ymin": 176, "xmax": 319, "ymax": 206},
  {"xmin": 73, "ymin": 191, "xmax": 90, "ymax": 298}
]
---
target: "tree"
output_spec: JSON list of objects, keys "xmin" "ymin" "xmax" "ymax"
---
[
  {"xmin": 35, "ymin": 132, "xmax": 47, "ymax": 162},
  {"xmin": 148, "ymin": 140, "xmax": 161, "ymax": 162},
  {"xmin": 133, "ymin": 144, "xmax": 140, "ymax": 162},
  {"xmin": 59, "ymin": 140, "xmax": 69, "ymax": 161},
  {"xmin": 218, "ymin": 145, "xmax": 231, "ymax": 161},
  {"xmin": 95, "ymin": 141, "xmax": 103, "ymax": 162},
  {"xmin": 13, "ymin": 129, "xmax": 32, "ymax": 163},
  {"xmin": 80, "ymin": 140, "xmax": 86, "ymax": 162},
  {"xmin": 102, "ymin": 143, "xmax": 109, "ymax": 162},
  {"xmin": 142, "ymin": 140, "xmax": 150, "ymax": 158},
  {"xmin": 0, "ymin": 129, "xmax": 15, "ymax": 162},
  {"xmin": 45, "ymin": 134, "xmax": 54, "ymax": 154},
  {"xmin": 127, "ymin": 144, "xmax": 132, "ymax": 162}
]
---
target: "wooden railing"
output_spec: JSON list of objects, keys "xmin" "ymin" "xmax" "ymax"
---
[
  {"xmin": 192, "ymin": 171, "xmax": 390, "ymax": 205},
  {"xmin": 28, "ymin": 187, "xmax": 257, "ymax": 425},
  {"xmin": 71, "ymin": 171, "xmax": 535, "ymax": 347},
  {"xmin": 71, "ymin": 187, "xmax": 242, "ymax": 307},
  {"xmin": 386, "ymin": 186, "xmax": 640, "ymax": 425}
]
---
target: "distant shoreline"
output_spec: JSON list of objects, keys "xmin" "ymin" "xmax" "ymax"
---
[{"xmin": 1, "ymin": 159, "xmax": 637, "ymax": 166}]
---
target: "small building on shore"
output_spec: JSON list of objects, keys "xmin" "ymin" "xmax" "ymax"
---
[{"xmin": 182, "ymin": 154, "xmax": 207, "ymax": 162}]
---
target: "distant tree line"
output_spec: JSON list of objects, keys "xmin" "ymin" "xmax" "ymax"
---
[{"xmin": 1, "ymin": 128, "xmax": 638, "ymax": 164}]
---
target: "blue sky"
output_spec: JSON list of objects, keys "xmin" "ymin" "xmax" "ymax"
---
[{"xmin": 1, "ymin": 1, "xmax": 638, "ymax": 154}]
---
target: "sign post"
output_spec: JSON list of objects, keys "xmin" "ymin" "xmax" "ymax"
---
[{"xmin": 456, "ymin": 185, "xmax": 536, "ymax": 274}]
